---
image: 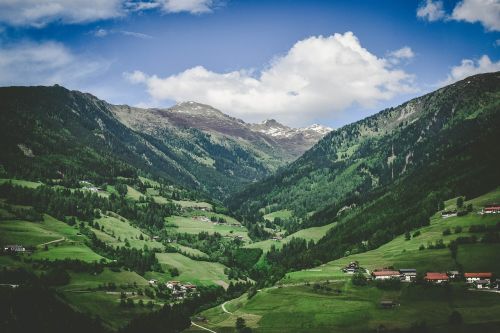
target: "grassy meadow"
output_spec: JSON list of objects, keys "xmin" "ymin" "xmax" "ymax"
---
[{"xmin": 193, "ymin": 188, "xmax": 500, "ymax": 332}]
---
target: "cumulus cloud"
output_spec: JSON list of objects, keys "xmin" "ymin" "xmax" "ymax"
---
[
  {"xmin": 440, "ymin": 55, "xmax": 500, "ymax": 85},
  {"xmin": 388, "ymin": 46, "xmax": 415, "ymax": 64},
  {"xmin": 417, "ymin": 0, "xmax": 446, "ymax": 21},
  {"xmin": 451, "ymin": 0, "xmax": 500, "ymax": 31},
  {"xmin": 417, "ymin": 0, "xmax": 500, "ymax": 32},
  {"xmin": 0, "ymin": 0, "xmax": 219, "ymax": 27},
  {"xmin": 124, "ymin": 32, "xmax": 416, "ymax": 125},
  {"xmin": 0, "ymin": 41, "xmax": 108, "ymax": 87}
]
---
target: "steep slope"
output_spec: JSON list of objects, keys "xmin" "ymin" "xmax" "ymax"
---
[
  {"xmin": 229, "ymin": 72, "xmax": 500, "ymax": 226},
  {"xmin": 0, "ymin": 86, "xmax": 280, "ymax": 199}
]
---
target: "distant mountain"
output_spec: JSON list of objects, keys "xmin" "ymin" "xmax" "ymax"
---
[
  {"xmin": 250, "ymin": 119, "xmax": 332, "ymax": 157},
  {"xmin": 229, "ymin": 72, "xmax": 500, "ymax": 231},
  {"xmin": 0, "ymin": 86, "xmax": 329, "ymax": 200},
  {"xmin": 111, "ymin": 101, "xmax": 331, "ymax": 162}
]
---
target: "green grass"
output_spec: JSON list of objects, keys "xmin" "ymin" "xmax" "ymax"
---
[
  {"xmin": 263, "ymin": 209, "xmax": 293, "ymax": 222},
  {"xmin": 94, "ymin": 215, "xmax": 163, "ymax": 250},
  {"xmin": 197, "ymin": 281, "xmax": 500, "ymax": 333},
  {"xmin": 30, "ymin": 244, "xmax": 104, "ymax": 262},
  {"xmin": 125, "ymin": 185, "xmax": 144, "ymax": 201},
  {"xmin": 165, "ymin": 215, "xmax": 249, "ymax": 241},
  {"xmin": 60, "ymin": 268, "xmax": 149, "ymax": 291},
  {"xmin": 0, "ymin": 178, "xmax": 43, "ymax": 188},
  {"xmin": 173, "ymin": 200, "xmax": 213, "ymax": 210},
  {"xmin": 185, "ymin": 210, "xmax": 242, "ymax": 225},
  {"xmin": 0, "ymin": 214, "xmax": 86, "ymax": 246},
  {"xmin": 245, "ymin": 222, "xmax": 337, "ymax": 253},
  {"xmin": 197, "ymin": 188, "xmax": 500, "ymax": 332},
  {"xmin": 63, "ymin": 290, "xmax": 155, "ymax": 330},
  {"xmin": 173, "ymin": 243, "xmax": 209, "ymax": 259},
  {"xmin": 155, "ymin": 252, "xmax": 230, "ymax": 287}
]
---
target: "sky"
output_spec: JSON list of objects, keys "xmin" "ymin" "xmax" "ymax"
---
[{"xmin": 0, "ymin": 0, "xmax": 499, "ymax": 127}]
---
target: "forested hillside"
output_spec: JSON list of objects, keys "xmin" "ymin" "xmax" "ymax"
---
[
  {"xmin": 230, "ymin": 72, "xmax": 500, "ymax": 226},
  {"xmin": 0, "ymin": 86, "xmax": 298, "ymax": 200}
]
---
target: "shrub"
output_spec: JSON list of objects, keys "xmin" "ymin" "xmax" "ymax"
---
[
  {"xmin": 375, "ymin": 278, "xmax": 401, "ymax": 290},
  {"xmin": 449, "ymin": 310, "xmax": 463, "ymax": 326},
  {"xmin": 351, "ymin": 272, "xmax": 367, "ymax": 286},
  {"xmin": 413, "ymin": 230, "xmax": 421, "ymax": 238},
  {"xmin": 442, "ymin": 228, "xmax": 451, "ymax": 236}
]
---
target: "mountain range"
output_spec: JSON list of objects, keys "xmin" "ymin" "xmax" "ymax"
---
[{"xmin": 0, "ymin": 86, "xmax": 330, "ymax": 200}]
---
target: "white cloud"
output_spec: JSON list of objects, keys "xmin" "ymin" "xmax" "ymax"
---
[
  {"xmin": 94, "ymin": 28, "xmax": 153, "ymax": 39},
  {"xmin": 124, "ymin": 32, "xmax": 416, "ymax": 126},
  {"xmin": 0, "ymin": 0, "xmax": 126, "ymax": 27},
  {"xmin": 451, "ymin": 0, "xmax": 500, "ymax": 31},
  {"xmin": 157, "ymin": 0, "xmax": 215, "ymax": 14},
  {"xmin": 388, "ymin": 46, "xmax": 415, "ymax": 64},
  {"xmin": 417, "ymin": 0, "xmax": 446, "ymax": 21},
  {"xmin": 389, "ymin": 47, "xmax": 415, "ymax": 60},
  {"xmin": 417, "ymin": 0, "xmax": 500, "ymax": 32},
  {"xmin": 0, "ymin": 0, "xmax": 218, "ymax": 27},
  {"xmin": 0, "ymin": 41, "xmax": 108, "ymax": 87},
  {"xmin": 440, "ymin": 55, "xmax": 500, "ymax": 85}
]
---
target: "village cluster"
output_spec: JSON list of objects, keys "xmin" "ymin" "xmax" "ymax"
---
[
  {"xmin": 148, "ymin": 279, "xmax": 198, "ymax": 300},
  {"xmin": 343, "ymin": 261, "xmax": 499, "ymax": 290}
]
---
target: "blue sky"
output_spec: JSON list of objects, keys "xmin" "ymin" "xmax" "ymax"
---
[{"xmin": 0, "ymin": 0, "xmax": 499, "ymax": 127}]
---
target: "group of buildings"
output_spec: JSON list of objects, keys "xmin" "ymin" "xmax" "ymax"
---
[
  {"xmin": 156, "ymin": 280, "xmax": 198, "ymax": 300},
  {"xmin": 369, "ymin": 268, "xmax": 497, "ymax": 289},
  {"xmin": 3, "ymin": 244, "xmax": 26, "ymax": 253}
]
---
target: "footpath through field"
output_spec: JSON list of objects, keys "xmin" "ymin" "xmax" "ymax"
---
[{"xmin": 191, "ymin": 321, "xmax": 217, "ymax": 333}]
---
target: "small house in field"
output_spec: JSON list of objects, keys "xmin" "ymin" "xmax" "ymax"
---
[
  {"xmin": 464, "ymin": 272, "xmax": 492, "ymax": 283},
  {"xmin": 447, "ymin": 270, "xmax": 460, "ymax": 279},
  {"xmin": 379, "ymin": 300, "xmax": 398, "ymax": 309},
  {"xmin": 3, "ymin": 245, "xmax": 26, "ymax": 253},
  {"xmin": 424, "ymin": 272, "xmax": 449, "ymax": 283},
  {"xmin": 441, "ymin": 210, "xmax": 457, "ymax": 218},
  {"xmin": 399, "ymin": 269, "xmax": 417, "ymax": 282},
  {"xmin": 474, "ymin": 280, "xmax": 489, "ymax": 289},
  {"xmin": 372, "ymin": 270, "xmax": 401, "ymax": 280},
  {"xmin": 482, "ymin": 205, "xmax": 500, "ymax": 214},
  {"xmin": 148, "ymin": 279, "xmax": 158, "ymax": 285}
]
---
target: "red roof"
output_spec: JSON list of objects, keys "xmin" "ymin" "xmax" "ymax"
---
[
  {"xmin": 372, "ymin": 270, "xmax": 400, "ymax": 276},
  {"xmin": 425, "ymin": 273, "xmax": 449, "ymax": 280},
  {"xmin": 484, "ymin": 207, "xmax": 500, "ymax": 210},
  {"xmin": 464, "ymin": 272, "xmax": 492, "ymax": 278}
]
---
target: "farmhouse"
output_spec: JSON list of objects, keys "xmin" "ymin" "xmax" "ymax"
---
[
  {"xmin": 399, "ymin": 269, "xmax": 417, "ymax": 282},
  {"xmin": 148, "ymin": 279, "xmax": 158, "ymax": 285},
  {"xmin": 3, "ymin": 245, "xmax": 26, "ymax": 253},
  {"xmin": 474, "ymin": 280, "xmax": 489, "ymax": 289},
  {"xmin": 342, "ymin": 261, "xmax": 360, "ymax": 273},
  {"xmin": 482, "ymin": 205, "xmax": 500, "ymax": 214},
  {"xmin": 372, "ymin": 270, "xmax": 400, "ymax": 280},
  {"xmin": 464, "ymin": 272, "xmax": 492, "ymax": 283},
  {"xmin": 424, "ymin": 272, "xmax": 449, "ymax": 283},
  {"xmin": 441, "ymin": 210, "xmax": 457, "ymax": 218}
]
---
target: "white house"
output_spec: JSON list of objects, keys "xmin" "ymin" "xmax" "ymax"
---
[
  {"xmin": 399, "ymin": 269, "xmax": 417, "ymax": 282},
  {"xmin": 464, "ymin": 272, "xmax": 492, "ymax": 283}
]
